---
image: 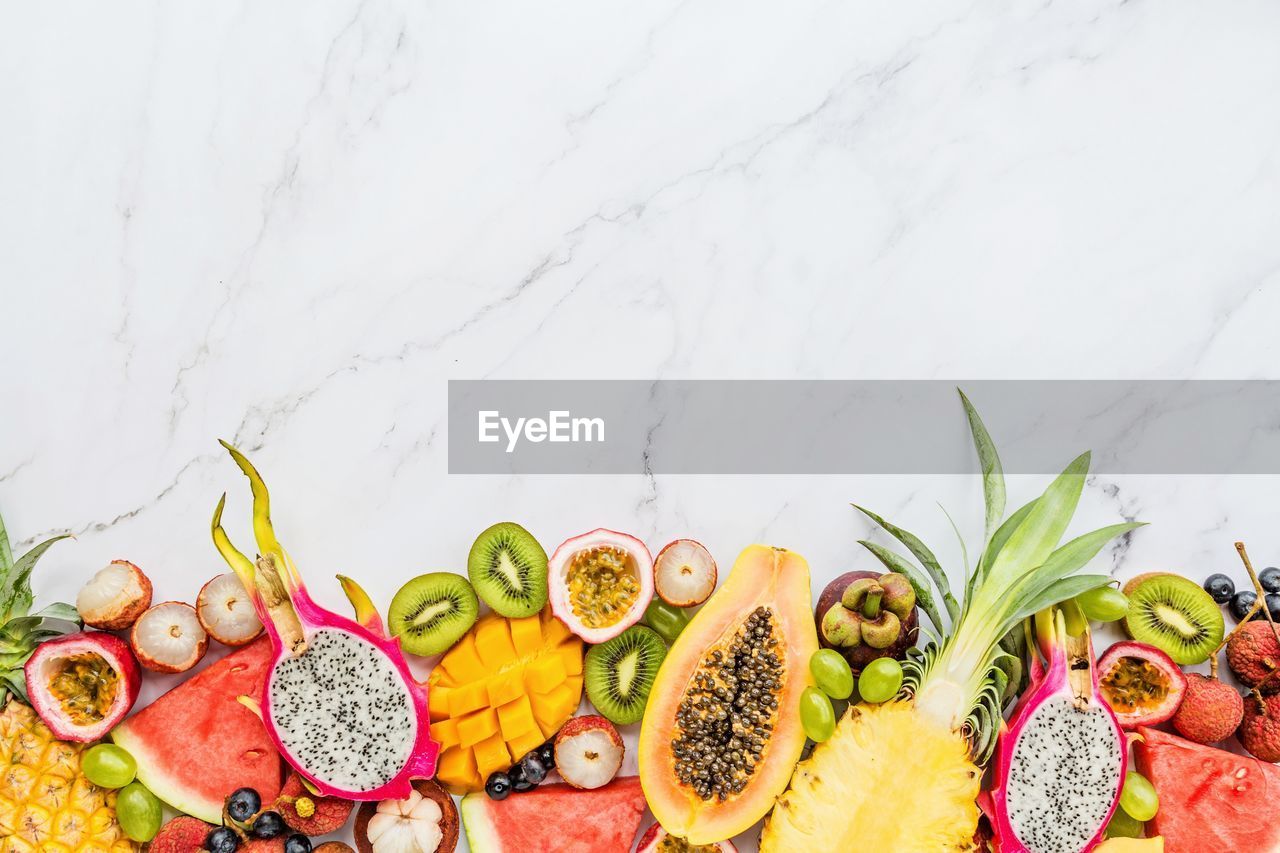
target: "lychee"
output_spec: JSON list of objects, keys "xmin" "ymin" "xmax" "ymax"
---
[
  {"xmin": 149, "ymin": 816, "xmax": 213, "ymax": 853},
  {"xmin": 553, "ymin": 715, "xmax": 624, "ymax": 790},
  {"xmin": 1226, "ymin": 621, "xmax": 1280, "ymax": 693},
  {"xmin": 1238, "ymin": 691, "xmax": 1280, "ymax": 762},
  {"xmin": 1171, "ymin": 673, "xmax": 1244, "ymax": 744},
  {"xmin": 275, "ymin": 772, "xmax": 354, "ymax": 836}
]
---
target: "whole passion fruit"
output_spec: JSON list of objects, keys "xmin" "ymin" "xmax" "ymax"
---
[
  {"xmin": 814, "ymin": 570, "xmax": 917, "ymax": 675},
  {"xmin": 1097, "ymin": 641, "xmax": 1188, "ymax": 729}
]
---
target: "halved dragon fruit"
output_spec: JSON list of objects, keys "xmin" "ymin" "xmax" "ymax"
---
[
  {"xmin": 211, "ymin": 441, "xmax": 438, "ymax": 801},
  {"xmin": 981, "ymin": 607, "xmax": 1127, "ymax": 853}
]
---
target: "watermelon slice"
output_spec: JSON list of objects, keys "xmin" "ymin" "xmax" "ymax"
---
[
  {"xmin": 1134, "ymin": 727, "xmax": 1280, "ymax": 852},
  {"xmin": 459, "ymin": 776, "xmax": 646, "ymax": 853},
  {"xmin": 112, "ymin": 637, "xmax": 282, "ymax": 823}
]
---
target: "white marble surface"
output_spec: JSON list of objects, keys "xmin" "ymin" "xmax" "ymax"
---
[{"xmin": 5, "ymin": 2, "xmax": 1280, "ymax": 850}]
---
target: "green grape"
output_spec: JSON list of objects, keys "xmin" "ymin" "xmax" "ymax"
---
[
  {"xmin": 809, "ymin": 649, "xmax": 854, "ymax": 700},
  {"xmin": 799, "ymin": 686, "xmax": 836, "ymax": 742},
  {"xmin": 1105, "ymin": 807, "xmax": 1145, "ymax": 838},
  {"xmin": 81, "ymin": 743, "xmax": 137, "ymax": 789},
  {"xmin": 1119, "ymin": 771, "xmax": 1159, "ymax": 822},
  {"xmin": 116, "ymin": 782, "xmax": 162, "ymax": 842},
  {"xmin": 858, "ymin": 657, "xmax": 904, "ymax": 704},
  {"xmin": 642, "ymin": 600, "xmax": 689, "ymax": 644},
  {"xmin": 1076, "ymin": 586, "xmax": 1130, "ymax": 623}
]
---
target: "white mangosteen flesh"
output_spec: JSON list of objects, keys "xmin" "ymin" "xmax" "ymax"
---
[{"xmin": 366, "ymin": 789, "xmax": 444, "ymax": 853}]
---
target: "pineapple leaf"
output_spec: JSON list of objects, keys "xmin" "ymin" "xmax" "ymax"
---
[
  {"xmin": 858, "ymin": 539, "xmax": 946, "ymax": 632},
  {"xmin": 971, "ymin": 497, "xmax": 1038, "ymax": 599},
  {"xmin": 0, "ymin": 534, "xmax": 70, "ymax": 621},
  {"xmin": 1003, "ymin": 523, "xmax": 1145, "ymax": 629},
  {"xmin": 939, "ymin": 503, "xmax": 970, "ymax": 588},
  {"xmin": 0, "ymin": 510, "xmax": 12, "ymax": 576},
  {"xmin": 854, "ymin": 504, "xmax": 958, "ymax": 620},
  {"xmin": 0, "ymin": 668, "xmax": 28, "ymax": 703},
  {"xmin": 959, "ymin": 389, "xmax": 1006, "ymax": 547},
  {"xmin": 1009, "ymin": 574, "xmax": 1117, "ymax": 627}
]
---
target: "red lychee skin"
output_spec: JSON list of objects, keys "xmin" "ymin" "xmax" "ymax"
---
[
  {"xmin": 1226, "ymin": 621, "xmax": 1280, "ymax": 693},
  {"xmin": 1171, "ymin": 673, "xmax": 1245, "ymax": 744},
  {"xmin": 635, "ymin": 821, "xmax": 738, "ymax": 852},
  {"xmin": 1239, "ymin": 691, "xmax": 1280, "ymax": 762},
  {"xmin": 240, "ymin": 840, "xmax": 285, "ymax": 853},
  {"xmin": 275, "ymin": 772, "xmax": 355, "ymax": 836},
  {"xmin": 149, "ymin": 816, "xmax": 213, "ymax": 853}
]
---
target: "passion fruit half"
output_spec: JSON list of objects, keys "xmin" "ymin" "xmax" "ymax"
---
[
  {"xmin": 548, "ymin": 529, "xmax": 654, "ymax": 643},
  {"xmin": 354, "ymin": 779, "xmax": 459, "ymax": 853},
  {"xmin": 23, "ymin": 631, "xmax": 141, "ymax": 742},
  {"xmin": 1097, "ymin": 641, "xmax": 1188, "ymax": 729},
  {"xmin": 635, "ymin": 822, "xmax": 738, "ymax": 853}
]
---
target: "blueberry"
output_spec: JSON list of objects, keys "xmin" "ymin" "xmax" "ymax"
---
[
  {"xmin": 250, "ymin": 811, "xmax": 286, "ymax": 839},
  {"xmin": 1266, "ymin": 593, "xmax": 1280, "ymax": 622},
  {"xmin": 204, "ymin": 827, "xmax": 240, "ymax": 853},
  {"xmin": 1261, "ymin": 567, "xmax": 1280, "ymax": 594},
  {"xmin": 510, "ymin": 764, "xmax": 534, "ymax": 792},
  {"xmin": 1231, "ymin": 590, "xmax": 1259, "ymax": 623},
  {"xmin": 537, "ymin": 741, "xmax": 555, "ymax": 768},
  {"xmin": 484, "ymin": 772, "xmax": 512, "ymax": 801},
  {"xmin": 284, "ymin": 834, "xmax": 311, "ymax": 853},
  {"xmin": 226, "ymin": 788, "xmax": 261, "ymax": 823},
  {"xmin": 519, "ymin": 754, "xmax": 548, "ymax": 785},
  {"xmin": 1203, "ymin": 573, "xmax": 1236, "ymax": 604}
]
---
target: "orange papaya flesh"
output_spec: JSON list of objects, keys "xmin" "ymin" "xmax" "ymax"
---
[{"xmin": 639, "ymin": 545, "xmax": 817, "ymax": 845}]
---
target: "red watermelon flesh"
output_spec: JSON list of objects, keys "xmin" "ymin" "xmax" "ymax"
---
[
  {"xmin": 459, "ymin": 776, "xmax": 646, "ymax": 853},
  {"xmin": 112, "ymin": 637, "xmax": 282, "ymax": 823},
  {"xmin": 1134, "ymin": 726, "xmax": 1280, "ymax": 852}
]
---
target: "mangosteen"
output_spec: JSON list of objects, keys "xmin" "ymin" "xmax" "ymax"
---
[
  {"xmin": 814, "ymin": 570, "xmax": 918, "ymax": 675},
  {"xmin": 353, "ymin": 779, "xmax": 459, "ymax": 853}
]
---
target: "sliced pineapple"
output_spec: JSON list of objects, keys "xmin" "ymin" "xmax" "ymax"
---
[
  {"xmin": 0, "ymin": 699, "xmax": 137, "ymax": 853},
  {"xmin": 428, "ymin": 609, "xmax": 583, "ymax": 793}
]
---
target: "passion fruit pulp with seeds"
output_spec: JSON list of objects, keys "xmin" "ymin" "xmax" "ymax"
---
[
  {"xmin": 1097, "ymin": 642, "xmax": 1187, "ymax": 729},
  {"xmin": 635, "ymin": 822, "xmax": 739, "ymax": 853},
  {"xmin": 548, "ymin": 529, "xmax": 654, "ymax": 643},
  {"xmin": 640, "ymin": 545, "xmax": 817, "ymax": 845}
]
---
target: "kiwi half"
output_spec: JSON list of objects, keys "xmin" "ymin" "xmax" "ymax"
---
[
  {"xmin": 467, "ymin": 522, "xmax": 548, "ymax": 618},
  {"xmin": 389, "ymin": 572, "xmax": 479, "ymax": 656},
  {"xmin": 1123, "ymin": 573, "xmax": 1224, "ymax": 665},
  {"xmin": 584, "ymin": 625, "xmax": 667, "ymax": 725}
]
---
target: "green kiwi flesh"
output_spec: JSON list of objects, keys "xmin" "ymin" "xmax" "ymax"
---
[
  {"xmin": 388, "ymin": 572, "xmax": 480, "ymax": 656},
  {"xmin": 1124, "ymin": 573, "xmax": 1224, "ymax": 665},
  {"xmin": 584, "ymin": 625, "xmax": 668, "ymax": 725},
  {"xmin": 467, "ymin": 522, "xmax": 548, "ymax": 618}
]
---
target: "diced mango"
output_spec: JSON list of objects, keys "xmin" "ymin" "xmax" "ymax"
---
[
  {"xmin": 428, "ymin": 686, "xmax": 451, "ymax": 721},
  {"xmin": 524, "ymin": 655, "xmax": 567, "ymax": 694},
  {"xmin": 473, "ymin": 732, "xmax": 512, "ymax": 781},
  {"xmin": 449, "ymin": 681, "xmax": 489, "ymax": 717},
  {"xmin": 474, "ymin": 618, "xmax": 517, "ymax": 668},
  {"xmin": 486, "ymin": 670, "xmax": 526, "ymax": 708},
  {"xmin": 532, "ymin": 682, "xmax": 578, "ymax": 736},
  {"xmin": 456, "ymin": 709, "xmax": 499, "ymax": 748},
  {"xmin": 559, "ymin": 645, "xmax": 583, "ymax": 676},
  {"xmin": 427, "ymin": 607, "xmax": 585, "ymax": 793},
  {"xmin": 431, "ymin": 718, "xmax": 460, "ymax": 749},
  {"xmin": 507, "ymin": 729, "xmax": 546, "ymax": 763},
  {"xmin": 509, "ymin": 615, "xmax": 543, "ymax": 654},
  {"xmin": 496, "ymin": 696, "xmax": 538, "ymax": 740},
  {"xmin": 439, "ymin": 636, "xmax": 486, "ymax": 685}
]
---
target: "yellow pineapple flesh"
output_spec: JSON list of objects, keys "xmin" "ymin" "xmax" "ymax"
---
[
  {"xmin": 761, "ymin": 701, "xmax": 981, "ymax": 853},
  {"xmin": 0, "ymin": 699, "xmax": 137, "ymax": 853}
]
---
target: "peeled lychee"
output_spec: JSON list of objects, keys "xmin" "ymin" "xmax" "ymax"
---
[
  {"xmin": 553, "ymin": 715, "xmax": 624, "ymax": 790},
  {"xmin": 1171, "ymin": 673, "xmax": 1244, "ymax": 744},
  {"xmin": 76, "ymin": 560, "xmax": 152, "ymax": 630},
  {"xmin": 1226, "ymin": 621, "xmax": 1280, "ymax": 693},
  {"xmin": 130, "ymin": 601, "xmax": 209, "ymax": 673},
  {"xmin": 197, "ymin": 572, "xmax": 264, "ymax": 646},
  {"xmin": 654, "ymin": 539, "xmax": 717, "ymax": 607},
  {"xmin": 1239, "ymin": 691, "xmax": 1280, "ymax": 762}
]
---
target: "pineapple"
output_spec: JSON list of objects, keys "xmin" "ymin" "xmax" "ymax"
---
[
  {"xmin": 0, "ymin": 509, "xmax": 135, "ymax": 851},
  {"xmin": 0, "ymin": 699, "xmax": 137, "ymax": 853},
  {"xmin": 761, "ymin": 393, "xmax": 1142, "ymax": 851}
]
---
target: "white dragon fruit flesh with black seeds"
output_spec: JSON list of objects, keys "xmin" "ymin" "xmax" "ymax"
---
[
  {"xmin": 1004, "ymin": 696, "xmax": 1124, "ymax": 853},
  {"xmin": 268, "ymin": 629, "xmax": 417, "ymax": 793}
]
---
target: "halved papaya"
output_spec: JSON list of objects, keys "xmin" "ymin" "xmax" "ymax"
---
[{"xmin": 638, "ymin": 545, "xmax": 817, "ymax": 845}]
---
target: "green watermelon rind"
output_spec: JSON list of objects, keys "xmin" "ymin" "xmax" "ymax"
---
[
  {"xmin": 458, "ymin": 793, "xmax": 501, "ymax": 853},
  {"xmin": 112, "ymin": 723, "xmax": 223, "ymax": 824}
]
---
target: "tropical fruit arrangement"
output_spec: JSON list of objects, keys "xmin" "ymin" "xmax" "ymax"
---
[{"xmin": 5, "ymin": 397, "xmax": 1280, "ymax": 852}]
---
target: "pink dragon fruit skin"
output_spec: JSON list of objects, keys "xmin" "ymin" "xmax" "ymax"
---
[
  {"xmin": 212, "ymin": 441, "xmax": 439, "ymax": 802},
  {"xmin": 981, "ymin": 609, "xmax": 1127, "ymax": 853}
]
